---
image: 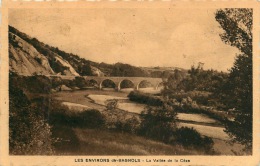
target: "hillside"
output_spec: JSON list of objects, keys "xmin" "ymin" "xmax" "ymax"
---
[
  {"xmin": 9, "ymin": 26, "xmax": 187, "ymax": 78},
  {"xmin": 9, "ymin": 32, "xmax": 55, "ymax": 75},
  {"xmin": 53, "ymin": 126, "xmax": 203, "ymax": 155}
]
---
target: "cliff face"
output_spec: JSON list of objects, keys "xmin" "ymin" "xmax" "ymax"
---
[
  {"xmin": 9, "ymin": 32, "xmax": 55, "ymax": 76},
  {"xmin": 90, "ymin": 66, "xmax": 104, "ymax": 76},
  {"xmin": 9, "ymin": 31, "xmax": 80, "ymax": 76}
]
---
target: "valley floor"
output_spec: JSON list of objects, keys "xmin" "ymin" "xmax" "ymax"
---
[{"xmin": 51, "ymin": 89, "xmax": 245, "ymax": 155}]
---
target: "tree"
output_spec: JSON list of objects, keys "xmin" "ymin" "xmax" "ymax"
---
[
  {"xmin": 138, "ymin": 103, "xmax": 178, "ymax": 143},
  {"xmin": 167, "ymin": 69, "xmax": 185, "ymax": 90},
  {"xmin": 9, "ymin": 77, "xmax": 54, "ymax": 155},
  {"xmin": 162, "ymin": 69, "xmax": 185, "ymax": 95},
  {"xmin": 78, "ymin": 63, "xmax": 93, "ymax": 76},
  {"xmin": 74, "ymin": 76, "xmax": 87, "ymax": 89},
  {"xmin": 215, "ymin": 9, "xmax": 252, "ymax": 150}
]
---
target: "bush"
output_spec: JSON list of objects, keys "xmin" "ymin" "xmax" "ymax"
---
[
  {"xmin": 167, "ymin": 91, "xmax": 211, "ymax": 104},
  {"xmin": 105, "ymin": 99, "xmax": 118, "ymax": 110},
  {"xmin": 128, "ymin": 91, "xmax": 163, "ymax": 106},
  {"xmin": 9, "ymin": 74, "xmax": 52, "ymax": 94},
  {"xmin": 74, "ymin": 76, "xmax": 87, "ymax": 89},
  {"xmin": 9, "ymin": 83, "xmax": 54, "ymax": 155},
  {"xmin": 35, "ymin": 57, "xmax": 42, "ymax": 64},
  {"xmin": 49, "ymin": 103, "xmax": 105, "ymax": 129},
  {"xmin": 62, "ymin": 79, "xmax": 76, "ymax": 89},
  {"xmin": 103, "ymin": 99, "xmax": 140, "ymax": 133},
  {"xmin": 113, "ymin": 116, "xmax": 140, "ymax": 134},
  {"xmin": 51, "ymin": 76, "xmax": 63, "ymax": 89},
  {"xmin": 174, "ymin": 102, "xmax": 228, "ymax": 123},
  {"xmin": 172, "ymin": 127, "xmax": 214, "ymax": 153},
  {"xmin": 138, "ymin": 104, "xmax": 177, "ymax": 143}
]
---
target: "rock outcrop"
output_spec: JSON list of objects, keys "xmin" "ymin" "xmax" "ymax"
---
[{"xmin": 9, "ymin": 32, "xmax": 55, "ymax": 76}]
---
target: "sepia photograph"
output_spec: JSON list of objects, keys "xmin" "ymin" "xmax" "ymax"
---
[{"xmin": 6, "ymin": 6, "xmax": 254, "ymax": 158}]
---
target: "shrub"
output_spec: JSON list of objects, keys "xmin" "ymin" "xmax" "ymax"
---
[
  {"xmin": 124, "ymin": 116, "xmax": 140, "ymax": 134},
  {"xmin": 167, "ymin": 91, "xmax": 211, "ymax": 105},
  {"xmin": 74, "ymin": 76, "xmax": 87, "ymax": 89},
  {"xmin": 35, "ymin": 57, "xmax": 42, "ymax": 64},
  {"xmin": 79, "ymin": 110, "xmax": 105, "ymax": 128},
  {"xmin": 138, "ymin": 104, "xmax": 177, "ymax": 143},
  {"xmin": 62, "ymin": 79, "xmax": 76, "ymax": 89},
  {"xmin": 128, "ymin": 91, "xmax": 163, "ymax": 106},
  {"xmin": 113, "ymin": 116, "xmax": 140, "ymax": 134},
  {"xmin": 172, "ymin": 127, "xmax": 214, "ymax": 153},
  {"xmin": 10, "ymin": 74, "xmax": 52, "ymax": 94},
  {"xmin": 51, "ymin": 76, "xmax": 63, "ymax": 89},
  {"xmin": 105, "ymin": 99, "xmax": 118, "ymax": 110},
  {"xmin": 49, "ymin": 103, "xmax": 105, "ymax": 129},
  {"xmin": 29, "ymin": 75, "xmax": 52, "ymax": 93},
  {"xmin": 175, "ymin": 102, "xmax": 228, "ymax": 123},
  {"xmin": 9, "ymin": 83, "xmax": 54, "ymax": 155},
  {"xmin": 103, "ymin": 99, "xmax": 140, "ymax": 133}
]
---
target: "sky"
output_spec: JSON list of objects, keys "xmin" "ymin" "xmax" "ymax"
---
[{"xmin": 9, "ymin": 8, "xmax": 240, "ymax": 71}]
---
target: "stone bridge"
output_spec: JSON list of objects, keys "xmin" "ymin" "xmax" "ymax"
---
[{"xmin": 50, "ymin": 75, "xmax": 163, "ymax": 90}]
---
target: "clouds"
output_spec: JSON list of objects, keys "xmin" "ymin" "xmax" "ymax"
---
[{"xmin": 9, "ymin": 8, "xmax": 239, "ymax": 71}]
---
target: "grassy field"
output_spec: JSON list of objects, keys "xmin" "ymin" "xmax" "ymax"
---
[{"xmin": 52, "ymin": 125, "xmax": 204, "ymax": 155}]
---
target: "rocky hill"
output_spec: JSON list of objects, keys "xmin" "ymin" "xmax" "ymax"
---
[
  {"xmin": 9, "ymin": 26, "xmax": 108, "ymax": 76},
  {"xmin": 9, "ymin": 32, "xmax": 55, "ymax": 76},
  {"xmin": 9, "ymin": 26, "xmax": 186, "ymax": 78}
]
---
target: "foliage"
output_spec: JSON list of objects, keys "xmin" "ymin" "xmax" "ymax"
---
[
  {"xmin": 62, "ymin": 79, "xmax": 76, "ymax": 89},
  {"xmin": 51, "ymin": 76, "xmax": 63, "ymax": 89},
  {"xmin": 48, "ymin": 47, "xmax": 94, "ymax": 76},
  {"xmin": 48, "ymin": 57, "xmax": 70, "ymax": 75},
  {"xmin": 73, "ymin": 76, "xmax": 87, "ymax": 89},
  {"xmin": 103, "ymin": 99, "xmax": 140, "ymax": 133},
  {"xmin": 166, "ymin": 65, "xmax": 228, "ymax": 93},
  {"xmin": 9, "ymin": 77, "xmax": 54, "ymax": 155},
  {"xmin": 172, "ymin": 127, "xmax": 214, "ymax": 153},
  {"xmin": 49, "ymin": 102, "xmax": 105, "ymax": 129},
  {"xmin": 128, "ymin": 91, "xmax": 163, "ymax": 106},
  {"xmin": 103, "ymin": 99, "xmax": 121, "ymax": 130},
  {"xmin": 215, "ymin": 8, "xmax": 252, "ymax": 150},
  {"xmin": 215, "ymin": 9, "xmax": 252, "ymax": 56},
  {"xmin": 138, "ymin": 103, "xmax": 177, "ymax": 143},
  {"xmin": 111, "ymin": 62, "xmax": 149, "ymax": 77},
  {"xmin": 9, "ymin": 73, "xmax": 52, "ymax": 94},
  {"xmin": 165, "ymin": 97, "xmax": 229, "ymax": 123},
  {"xmin": 113, "ymin": 116, "xmax": 140, "ymax": 134},
  {"xmin": 105, "ymin": 99, "xmax": 118, "ymax": 110},
  {"xmin": 163, "ymin": 69, "xmax": 186, "ymax": 92},
  {"xmin": 150, "ymin": 70, "xmax": 163, "ymax": 78}
]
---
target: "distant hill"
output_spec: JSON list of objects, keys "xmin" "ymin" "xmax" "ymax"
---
[{"xmin": 9, "ymin": 26, "xmax": 187, "ymax": 78}]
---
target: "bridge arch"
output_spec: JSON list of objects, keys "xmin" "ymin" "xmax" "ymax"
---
[
  {"xmin": 100, "ymin": 79, "xmax": 116, "ymax": 90},
  {"xmin": 118, "ymin": 79, "xmax": 135, "ymax": 90},
  {"xmin": 86, "ymin": 79, "xmax": 99, "ymax": 89},
  {"xmin": 155, "ymin": 82, "xmax": 164, "ymax": 90},
  {"xmin": 136, "ymin": 80, "xmax": 154, "ymax": 90}
]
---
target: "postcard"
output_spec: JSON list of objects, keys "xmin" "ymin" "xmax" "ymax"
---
[{"xmin": 0, "ymin": 0, "xmax": 259, "ymax": 165}]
